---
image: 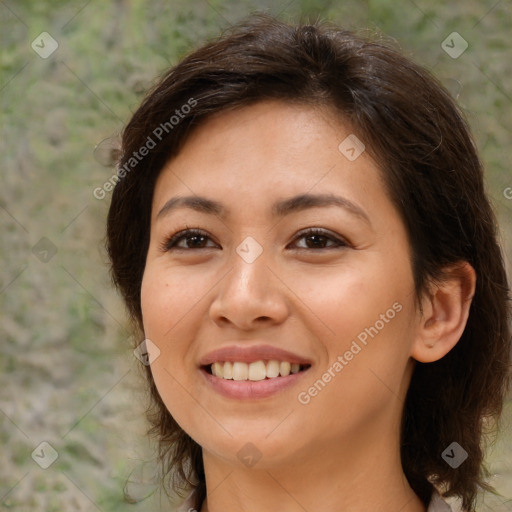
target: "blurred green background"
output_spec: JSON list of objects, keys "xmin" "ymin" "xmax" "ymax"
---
[{"xmin": 1, "ymin": 1, "xmax": 511, "ymax": 511}]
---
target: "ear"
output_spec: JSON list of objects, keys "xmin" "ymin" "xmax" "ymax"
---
[{"xmin": 411, "ymin": 262, "xmax": 476, "ymax": 363}]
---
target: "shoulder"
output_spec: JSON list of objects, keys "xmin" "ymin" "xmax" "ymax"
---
[{"xmin": 427, "ymin": 492, "xmax": 465, "ymax": 512}]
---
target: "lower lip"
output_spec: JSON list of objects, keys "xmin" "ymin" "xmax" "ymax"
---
[{"xmin": 200, "ymin": 367, "xmax": 310, "ymax": 399}]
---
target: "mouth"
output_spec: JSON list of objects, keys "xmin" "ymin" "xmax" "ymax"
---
[
  {"xmin": 202, "ymin": 360, "xmax": 311, "ymax": 381},
  {"xmin": 198, "ymin": 344, "xmax": 312, "ymax": 399}
]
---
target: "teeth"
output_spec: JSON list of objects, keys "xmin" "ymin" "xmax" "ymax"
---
[
  {"xmin": 279, "ymin": 361, "xmax": 291, "ymax": 377},
  {"xmin": 248, "ymin": 361, "xmax": 266, "ymax": 381},
  {"xmin": 223, "ymin": 361, "xmax": 233, "ymax": 379},
  {"xmin": 232, "ymin": 362, "xmax": 248, "ymax": 381},
  {"xmin": 213, "ymin": 362, "xmax": 223, "ymax": 378},
  {"xmin": 266, "ymin": 360, "xmax": 280, "ymax": 378},
  {"xmin": 209, "ymin": 359, "xmax": 306, "ymax": 381}
]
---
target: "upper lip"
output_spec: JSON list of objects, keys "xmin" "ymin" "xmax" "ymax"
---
[{"xmin": 199, "ymin": 344, "xmax": 312, "ymax": 367}]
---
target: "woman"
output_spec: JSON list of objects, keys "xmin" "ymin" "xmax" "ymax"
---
[{"xmin": 106, "ymin": 14, "xmax": 511, "ymax": 512}]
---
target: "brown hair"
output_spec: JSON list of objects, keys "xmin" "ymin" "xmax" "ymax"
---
[{"xmin": 106, "ymin": 14, "xmax": 511, "ymax": 511}]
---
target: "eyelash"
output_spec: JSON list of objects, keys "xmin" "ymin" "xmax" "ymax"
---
[{"xmin": 160, "ymin": 227, "xmax": 349, "ymax": 252}]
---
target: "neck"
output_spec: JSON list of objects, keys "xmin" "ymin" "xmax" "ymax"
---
[{"xmin": 199, "ymin": 418, "xmax": 426, "ymax": 512}]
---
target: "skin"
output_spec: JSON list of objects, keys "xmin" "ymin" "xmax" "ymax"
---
[{"xmin": 141, "ymin": 100, "xmax": 475, "ymax": 512}]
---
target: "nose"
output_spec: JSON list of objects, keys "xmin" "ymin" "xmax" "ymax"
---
[{"xmin": 209, "ymin": 250, "xmax": 289, "ymax": 331}]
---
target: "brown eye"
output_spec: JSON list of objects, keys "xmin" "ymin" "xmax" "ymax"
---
[
  {"xmin": 303, "ymin": 233, "xmax": 332, "ymax": 248},
  {"xmin": 162, "ymin": 229, "xmax": 219, "ymax": 251},
  {"xmin": 179, "ymin": 234, "xmax": 209, "ymax": 248},
  {"xmin": 290, "ymin": 228, "xmax": 348, "ymax": 250}
]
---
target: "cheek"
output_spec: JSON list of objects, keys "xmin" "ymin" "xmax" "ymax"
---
[
  {"xmin": 296, "ymin": 309, "xmax": 414, "ymax": 441},
  {"xmin": 140, "ymin": 262, "xmax": 216, "ymax": 383},
  {"xmin": 140, "ymin": 266, "xmax": 194, "ymax": 387},
  {"xmin": 140, "ymin": 275, "xmax": 168, "ymax": 339},
  {"xmin": 291, "ymin": 260, "xmax": 402, "ymax": 343},
  {"xmin": 292, "ymin": 261, "xmax": 414, "ymax": 402},
  {"xmin": 140, "ymin": 267, "xmax": 198, "ymax": 428},
  {"xmin": 140, "ymin": 264, "xmax": 206, "ymax": 339}
]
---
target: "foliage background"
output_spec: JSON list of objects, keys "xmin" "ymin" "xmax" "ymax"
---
[{"xmin": 1, "ymin": 0, "xmax": 511, "ymax": 510}]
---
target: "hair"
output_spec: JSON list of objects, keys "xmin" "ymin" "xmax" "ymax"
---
[{"xmin": 106, "ymin": 13, "xmax": 511, "ymax": 512}]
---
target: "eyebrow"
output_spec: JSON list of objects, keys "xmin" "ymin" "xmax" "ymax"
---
[{"xmin": 156, "ymin": 193, "xmax": 371, "ymax": 225}]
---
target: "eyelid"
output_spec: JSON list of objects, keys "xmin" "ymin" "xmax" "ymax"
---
[{"xmin": 160, "ymin": 227, "xmax": 350, "ymax": 252}]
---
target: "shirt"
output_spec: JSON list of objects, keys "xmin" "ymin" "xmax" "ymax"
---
[{"xmin": 175, "ymin": 488, "xmax": 455, "ymax": 511}]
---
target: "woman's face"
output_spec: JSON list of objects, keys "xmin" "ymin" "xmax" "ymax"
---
[{"xmin": 141, "ymin": 100, "xmax": 420, "ymax": 470}]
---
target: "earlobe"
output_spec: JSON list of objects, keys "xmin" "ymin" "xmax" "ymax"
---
[{"xmin": 411, "ymin": 262, "xmax": 476, "ymax": 363}]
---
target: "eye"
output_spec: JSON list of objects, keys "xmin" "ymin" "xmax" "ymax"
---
[
  {"xmin": 288, "ymin": 228, "xmax": 349, "ymax": 250},
  {"xmin": 161, "ymin": 228, "xmax": 219, "ymax": 251}
]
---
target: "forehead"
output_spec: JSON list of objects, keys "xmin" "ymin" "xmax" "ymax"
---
[{"xmin": 151, "ymin": 100, "xmax": 388, "ymax": 220}]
